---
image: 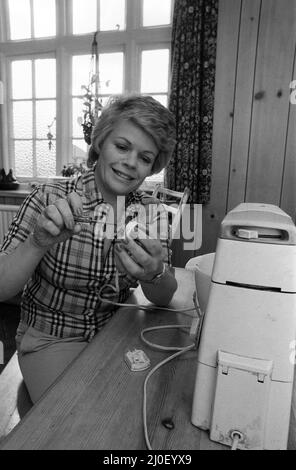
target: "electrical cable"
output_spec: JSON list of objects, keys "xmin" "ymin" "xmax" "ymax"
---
[
  {"xmin": 98, "ymin": 282, "xmax": 197, "ymax": 316},
  {"xmin": 230, "ymin": 431, "xmax": 244, "ymax": 450},
  {"xmin": 141, "ymin": 324, "xmax": 193, "ymax": 351},
  {"xmin": 97, "ymin": 274, "xmax": 200, "ymax": 451},
  {"xmin": 140, "ymin": 322, "xmax": 198, "ymax": 450},
  {"xmin": 143, "ymin": 343, "xmax": 196, "ymax": 450}
]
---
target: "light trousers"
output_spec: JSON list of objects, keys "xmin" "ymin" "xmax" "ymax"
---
[{"xmin": 16, "ymin": 321, "xmax": 88, "ymax": 404}]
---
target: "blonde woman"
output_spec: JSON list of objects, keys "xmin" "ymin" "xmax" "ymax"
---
[{"xmin": 0, "ymin": 94, "xmax": 177, "ymax": 403}]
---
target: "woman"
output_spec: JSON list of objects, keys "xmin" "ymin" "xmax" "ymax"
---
[{"xmin": 0, "ymin": 94, "xmax": 178, "ymax": 403}]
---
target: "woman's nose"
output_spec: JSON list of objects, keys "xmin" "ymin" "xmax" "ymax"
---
[{"xmin": 123, "ymin": 151, "xmax": 137, "ymax": 168}]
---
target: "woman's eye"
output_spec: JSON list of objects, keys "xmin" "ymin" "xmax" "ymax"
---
[
  {"xmin": 140, "ymin": 154, "xmax": 152, "ymax": 165},
  {"xmin": 116, "ymin": 143, "xmax": 128, "ymax": 151}
]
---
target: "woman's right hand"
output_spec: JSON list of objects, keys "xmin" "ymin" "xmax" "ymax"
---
[{"xmin": 30, "ymin": 192, "xmax": 83, "ymax": 249}]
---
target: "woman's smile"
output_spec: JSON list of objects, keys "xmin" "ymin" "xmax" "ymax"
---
[{"xmin": 112, "ymin": 167, "xmax": 135, "ymax": 182}]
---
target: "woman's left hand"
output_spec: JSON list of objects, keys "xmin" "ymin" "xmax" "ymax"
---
[{"xmin": 114, "ymin": 236, "xmax": 165, "ymax": 283}]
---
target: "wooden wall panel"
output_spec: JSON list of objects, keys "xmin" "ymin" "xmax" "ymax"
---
[
  {"xmin": 245, "ymin": 0, "xmax": 296, "ymax": 204},
  {"xmin": 189, "ymin": 0, "xmax": 296, "ymax": 264},
  {"xmin": 199, "ymin": 0, "xmax": 242, "ymax": 256},
  {"xmin": 227, "ymin": 0, "xmax": 261, "ymax": 212}
]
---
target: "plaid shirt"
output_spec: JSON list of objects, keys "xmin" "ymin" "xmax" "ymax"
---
[{"xmin": 0, "ymin": 168, "xmax": 170, "ymax": 341}]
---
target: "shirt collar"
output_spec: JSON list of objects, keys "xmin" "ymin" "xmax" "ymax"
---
[{"xmin": 74, "ymin": 166, "xmax": 103, "ymax": 205}]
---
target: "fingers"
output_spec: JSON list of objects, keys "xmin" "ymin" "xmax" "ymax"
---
[
  {"xmin": 115, "ymin": 238, "xmax": 163, "ymax": 280},
  {"xmin": 54, "ymin": 198, "xmax": 75, "ymax": 230},
  {"xmin": 114, "ymin": 251, "xmax": 128, "ymax": 273},
  {"xmin": 43, "ymin": 205, "xmax": 64, "ymax": 232},
  {"xmin": 46, "ymin": 193, "xmax": 83, "ymax": 231},
  {"xmin": 141, "ymin": 196, "xmax": 160, "ymax": 206},
  {"xmin": 115, "ymin": 242, "xmax": 145, "ymax": 278},
  {"xmin": 34, "ymin": 192, "xmax": 83, "ymax": 244},
  {"xmin": 130, "ymin": 236, "xmax": 163, "ymax": 257},
  {"xmin": 67, "ymin": 192, "xmax": 84, "ymax": 216}
]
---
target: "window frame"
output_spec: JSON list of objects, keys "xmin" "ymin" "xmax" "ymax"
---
[
  {"xmin": 7, "ymin": 52, "xmax": 57, "ymax": 177},
  {"xmin": 0, "ymin": 0, "xmax": 173, "ymax": 188}
]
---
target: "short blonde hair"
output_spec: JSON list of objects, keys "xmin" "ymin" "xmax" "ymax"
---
[{"xmin": 88, "ymin": 94, "xmax": 176, "ymax": 174}]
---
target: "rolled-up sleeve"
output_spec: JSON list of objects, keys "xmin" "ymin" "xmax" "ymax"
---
[{"xmin": 0, "ymin": 187, "xmax": 45, "ymax": 254}]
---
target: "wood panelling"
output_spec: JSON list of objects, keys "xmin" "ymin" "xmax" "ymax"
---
[
  {"xmin": 192, "ymin": 0, "xmax": 296, "ymax": 261},
  {"xmin": 227, "ymin": 0, "xmax": 261, "ymax": 210},
  {"xmin": 198, "ymin": 0, "xmax": 242, "ymax": 258},
  {"xmin": 245, "ymin": 0, "xmax": 296, "ymax": 204}
]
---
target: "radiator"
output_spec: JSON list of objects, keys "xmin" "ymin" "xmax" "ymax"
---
[{"xmin": 0, "ymin": 204, "xmax": 20, "ymax": 244}]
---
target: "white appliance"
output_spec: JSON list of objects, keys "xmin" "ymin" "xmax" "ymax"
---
[{"xmin": 191, "ymin": 203, "xmax": 296, "ymax": 450}]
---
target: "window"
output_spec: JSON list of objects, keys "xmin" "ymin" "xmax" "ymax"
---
[
  {"xmin": 141, "ymin": 49, "xmax": 170, "ymax": 106},
  {"xmin": 142, "ymin": 0, "xmax": 172, "ymax": 27},
  {"xmin": 72, "ymin": 52, "xmax": 124, "ymax": 162},
  {"xmin": 8, "ymin": 0, "xmax": 56, "ymax": 40},
  {"xmin": 72, "ymin": 0, "xmax": 126, "ymax": 34},
  {"xmin": 11, "ymin": 57, "xmax": 56, "ymax": 177},
  {"xmin": 0, "ymin": 0, "xmax": 173, "ymax": 185}
]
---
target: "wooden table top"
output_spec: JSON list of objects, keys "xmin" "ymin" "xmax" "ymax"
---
[{"xmin": 0, "ymin": 268, "xmax": 226, "ymax": 450}]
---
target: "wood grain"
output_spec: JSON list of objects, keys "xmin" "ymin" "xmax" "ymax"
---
[
  {"xmin": 200, "ymin": 0, "xmax": 242, "ymax": 255},
  {"xmin": 245, "ymin": 0, "xmax": 296, "ymax": 204},
  {"xmin": 227, "ymin": 0, "xmax": 261, "ymax": 212},
  {"xmin": 196, "ymin": 0, "xmax": 296, "ymax": 257}
]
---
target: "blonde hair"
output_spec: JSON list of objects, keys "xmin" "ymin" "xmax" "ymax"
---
[{"xmin": 88, "ymin": 94, "xmax": 176, "ymax": 174}]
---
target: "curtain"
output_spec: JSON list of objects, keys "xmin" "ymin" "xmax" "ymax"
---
[{"xmin": 166, "ymin": 0, "xmax": 219, "ymax": 204}]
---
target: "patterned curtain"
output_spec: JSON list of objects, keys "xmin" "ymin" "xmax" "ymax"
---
[{"xmin": 166, "ymin": 0, "xmax": 219, "ymax": 204}]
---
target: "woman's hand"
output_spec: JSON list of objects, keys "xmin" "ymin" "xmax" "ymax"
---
[
  {"xmin": 31, "ymin": 192, "xmax": 83, "ymax": 249},
  {"xmin": 114, "ymin": 234, "xmax": 165, "ymax": 283}
]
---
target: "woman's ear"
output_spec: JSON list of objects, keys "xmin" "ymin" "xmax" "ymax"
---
[
  {"xmin": 90, "ymin": 145, "xmax": 100, "ymax": 160},
  {"xmin": 87, "ymin": 145, "xmax": 100, "ymax": 167}
]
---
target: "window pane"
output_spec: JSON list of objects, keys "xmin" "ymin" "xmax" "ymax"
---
[
  {"xmin": 143, "ymin": 0, "xmax": 171, "ymax": 26},
  {"xmin": 8, "ymin": 0, "xmax": 31, "ymax": 40},
  {"xmin": 13, "ymin": 101, "xmax": 32, "ymax": 138},
  {"xmin": 12, "ymin": 61, "xmax": 32, "ymax": 99},
  {"xmin": 100, "ymin": 0, "xmax": 125, "ymax": 31},
  {"xmin": 72, "ymin": 139, "xmax": 88, "ymax": 163},
  {"xmin": 99, "ymin": 53, "xmax": 123, "ymax": 94},
  {"xmin": 150, "ymin": 94, "xmax": 168, "ymax": 107},
  {"xmin": 36, "ymin": 141, "xmax": 56, "ymax": 177},
  {"xmin": 72, "ymin": 55, "xmax": 92, "ymax": 96},
  {"xmin": 33, "ymin": 0, "xmax": 56, "ymax": 38},
  {"xmin": 14, "ymin": 140, "xmax": 33, "ymax": 176},
  {"xmin": 35, "ymin": 59, "xmax": 56, "ymax": 98},
  {"xmin": 141, "ymin": 50, "xmax": 169, "ymax": 93},
  {"xmin": 73, "ymin": 53, "xmax": 123, "ymax": 97},
  {"xmin": 73, "ymin": 0, "xmax": 97, "ymax": 34},
  {"xmin": 145, "ymin": 170, "xmax": 164, "ymax": 183},
  {"xmin": 36, "ymin": 100, "xmax": 56, "ymax": 139}
]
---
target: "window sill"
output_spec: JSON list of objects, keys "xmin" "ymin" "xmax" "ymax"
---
[
  {"xmin": 12, "ymin": 172, "xmax": 164, "ymax": 197},
  {"xmin": 0, "ymin": 183, "xmax": 32, "ymax": 197}
]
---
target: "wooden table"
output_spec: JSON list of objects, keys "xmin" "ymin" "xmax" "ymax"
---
[{"xmin": 0, "ymin": 268, "xmax": 226, "ymax": 450}]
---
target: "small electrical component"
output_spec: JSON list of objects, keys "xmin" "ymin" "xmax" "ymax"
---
[
  {"xmin": 124, "ymin": 349, "xmax": 151, "ymax": 371},
  {"xmin": 125, "ymin": 221, "xmax": 147, "ymax": 240}
]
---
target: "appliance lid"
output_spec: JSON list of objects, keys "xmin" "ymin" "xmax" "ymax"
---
[{"xmin": 220, "ymin": 203, "xmax": 296, "ymax": 245}]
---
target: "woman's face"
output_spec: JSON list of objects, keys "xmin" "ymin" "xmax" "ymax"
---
[{"xmin": 94, "ymin": 120, "xmax": 158, "ymax": 200}]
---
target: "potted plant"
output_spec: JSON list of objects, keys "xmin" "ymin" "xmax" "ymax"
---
[{"xmin": 61, "ymin": 162, "xmax": 87, "ymax": 178}]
